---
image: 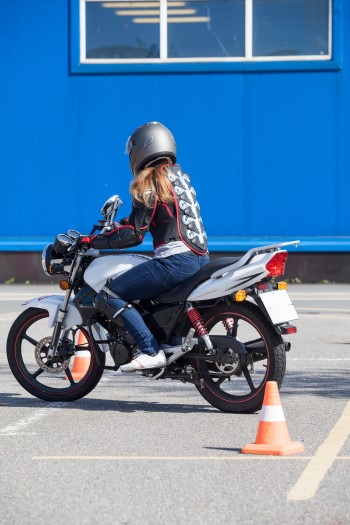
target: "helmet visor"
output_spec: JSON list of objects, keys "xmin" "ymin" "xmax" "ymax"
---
[{"xmin": 124, "ymin": 136, "xmax": 132, "ymax": 156}]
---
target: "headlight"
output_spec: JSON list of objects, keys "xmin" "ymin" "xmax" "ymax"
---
[
  {"xmin": 42, "ymin": 244, "xmax": 56, "ymax": 276},
  {"xmin": 42, "ymin": 243, "xmax": 69, "ymax": 276}
]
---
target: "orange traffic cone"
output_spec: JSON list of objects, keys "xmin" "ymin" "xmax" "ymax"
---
[
  {"xmin": 64, "ymin": 330, "xmax": 91, "ymax": 381},
  {"xmin": 241, "ymin": 381, "xmax": 304, "ymax": 456}
]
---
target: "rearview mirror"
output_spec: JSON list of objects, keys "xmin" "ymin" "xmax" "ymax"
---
[{"xmin": 101, "ymin": 195, "xmax": 123, "ymax": 224}]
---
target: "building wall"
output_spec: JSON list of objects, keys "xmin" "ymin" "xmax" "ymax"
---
[{"xmin": 0, "ymin": 1, "xmax": 349, "ymax": 250}]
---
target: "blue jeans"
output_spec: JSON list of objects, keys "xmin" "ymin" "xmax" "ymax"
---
[{"xmin": 107, "ymin": 252, "xmax": 210, "ymax": 355}]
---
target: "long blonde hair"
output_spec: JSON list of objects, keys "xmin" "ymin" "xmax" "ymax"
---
[{"xmin": 130, "ymin": 165, "xmax": 174, "ymax": 208}]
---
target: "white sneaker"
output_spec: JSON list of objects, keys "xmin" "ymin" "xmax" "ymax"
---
[{"xmin": 120, "ymin": 350, "xmax": 166, "ymax": 372}]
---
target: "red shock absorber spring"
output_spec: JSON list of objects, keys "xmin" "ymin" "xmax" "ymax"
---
[
  {"xmin": 187, "ymin": 307, "xmax": 208, "ymax": 337},
  {"xmin": 222, "ymin": 318, "xmax": 234, "ymax": 332}
]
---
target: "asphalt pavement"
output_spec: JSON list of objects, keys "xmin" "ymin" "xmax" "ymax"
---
[{"xmin": 0, "ymin": 283, "xmax": 350, "ymax": 525}]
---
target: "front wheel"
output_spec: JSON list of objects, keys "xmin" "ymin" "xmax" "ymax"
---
[
  {"xmin": 7, "ymin": 307, "xmax": 106, "ymax": 402},
  {"xmin": 192, "ymin": 302, "xmax": 286, "ymax": 413}
]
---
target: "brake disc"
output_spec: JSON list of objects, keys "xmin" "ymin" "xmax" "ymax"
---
[{"xmin": 35, "ymin": 336, "xmax": 71, "ymax": 373}]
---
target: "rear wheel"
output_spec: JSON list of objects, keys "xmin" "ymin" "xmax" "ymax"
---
[
  {"xmin": 192, "ymin": 302, "xmax": 286, "ymax": 413},
  {"xmin": 7, "ymin": 308, "xmax": 105, "ymax": 401}
]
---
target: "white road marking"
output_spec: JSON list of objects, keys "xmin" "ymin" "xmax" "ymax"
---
[
  {"xmin": 32, "ymin": 455, "xmax": 311, "ymax": 461},
  {"xmin": 31, "ymin": 455, "xmax": 350, "ymax": 462},
  {"xmin": 288, "ymin": 400, "xmax": 350, "ymax": 501},
  {"xmin": 295, "ymin": 314, "xmax": 350, "ymax": 320},
  {"xmin": 0, "ymin": 293, "xmax": 51, "ymax": 302},
  {"xmin": 288, "ymin": 292, "xmax": 350, "ymax": 300},
  {"xmin": 288, "ymin": 358, "xmax": 350, "ymax": 361},
  {"xmin": 290, "ymin": 293, "xmax": 350, "ymax": 298},
  {"xmin": 0, "ymin": 402, "xmax": 67, "ymax": 436},
  {"xmin": 0, "ymin": 311, "xmax": 21, "ymax": 321},
  {"xmin": 297, "ymin": 307, "xmax": 350, "ymax": 312}
]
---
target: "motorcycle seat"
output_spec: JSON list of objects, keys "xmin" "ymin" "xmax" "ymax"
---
[{"xmin": 154, "ymin": 256, "xmax": 240, "ymax": 304}]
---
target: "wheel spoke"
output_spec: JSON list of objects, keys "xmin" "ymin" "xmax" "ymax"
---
[
  {"xmin": 215, "ymin": 376, "xmax": 228, "ymax": 386},
  {"xmin": 64, "ymin": 367, "xmax": 75, "ymax": 385},
  {"xmin": 31, "ymin": 368, "xmax": 45, "ymax": 379},
  {"xmin": 23, "ymin": 334, "xmax": 38, "ymax": 347},
  {"xmin": 242, "ymin": 366, "xmax": 256, "ymax": 393},
  {"xmin": 230, "ymin": 319, "xmax": 239, "ymax": 337}
]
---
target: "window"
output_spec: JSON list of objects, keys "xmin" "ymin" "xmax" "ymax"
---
[
  {"xmin": 73, "ymin": 0, "xmax": 337, "ymax": 71},
  {"xmin": 83, "ymin": 0, "xmax": 246, "ymax": 61},
  {"xmin": 252, "ymin": 0, "xmax": 330, "ymax": 58}
]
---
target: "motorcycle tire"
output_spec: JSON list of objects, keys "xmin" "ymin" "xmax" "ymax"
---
[
  {"xmin": 7, "ymin": 307, "xmax": 106, "ymax": 402},
  {"xmin": 192, "ymin": 301, "xmax": 286, "ymax": 413}
]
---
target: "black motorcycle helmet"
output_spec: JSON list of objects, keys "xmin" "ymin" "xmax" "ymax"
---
[{"xmin": 125, "ymin": 122, "xmax": 176, "ymax": 174}]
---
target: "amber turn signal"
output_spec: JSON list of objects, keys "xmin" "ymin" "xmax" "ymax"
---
[
  {"xmin": 235, "ymin": 290, "xmax": 247, "ymax": 302},
  {"xmin": 277, "ymin": 281, "xmax": 288, "ymax": 290},
  {"xmin": 59, "ymin": 280, "xmax": 70, "ymax": 290}
]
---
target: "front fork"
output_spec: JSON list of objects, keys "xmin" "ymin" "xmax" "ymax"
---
[
  {"xmin": 47, "ymin": 253, "xmax": 83, "ymax": 360},
  {"xmin": 46, "ymin": 292, "xmax": 72, "ymax": 360}
]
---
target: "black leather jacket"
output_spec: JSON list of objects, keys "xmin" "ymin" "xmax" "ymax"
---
[{"xmin": 90, "ymin": 166, "xmax": 208, "ymax": 255}]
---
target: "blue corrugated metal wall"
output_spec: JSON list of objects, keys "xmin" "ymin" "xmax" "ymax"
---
[{"xmin": 0, "ymin": 1, "xmax": 349, "ymax": 251}]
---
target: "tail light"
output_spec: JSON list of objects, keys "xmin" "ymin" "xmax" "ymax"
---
[
  {"xmin": 279, "ymin": 323, "xmax": 297, "ymax": 334},
  {"xmin": 265, "ymin": 251, "xmax": 288, "ymax": 278}
]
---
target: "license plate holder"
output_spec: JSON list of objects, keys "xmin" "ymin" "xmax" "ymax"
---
[{"xmin": 259, "ymin": 289, "xmax": 298, "ymax": 325}]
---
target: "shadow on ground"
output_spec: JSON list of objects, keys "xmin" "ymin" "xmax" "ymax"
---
[{"xmin": 1, "ymin": 367, "xmax": 349, "ymax": 413}]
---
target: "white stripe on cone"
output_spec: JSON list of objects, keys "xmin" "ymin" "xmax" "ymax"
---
[
  {"xmin": 73, "ymin": 350, "xmax": 91, "ymax": 358},
  {"xmin": 259, "ymin": 405, "xmax": 286, "ymax": 422}
]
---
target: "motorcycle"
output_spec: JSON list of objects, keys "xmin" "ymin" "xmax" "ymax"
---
[{"xmin": 7, "ymin": 195, "xmax": 299, "ymax": 413}]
